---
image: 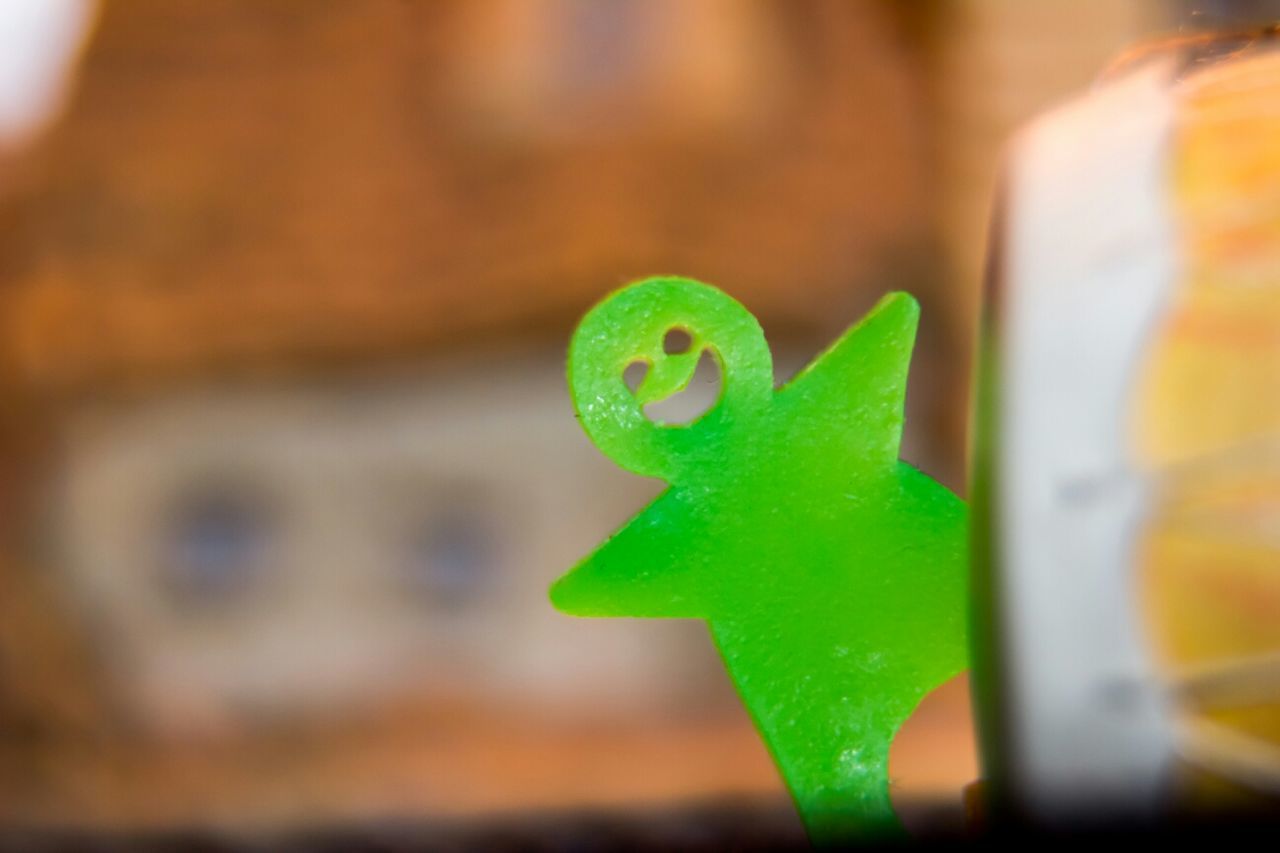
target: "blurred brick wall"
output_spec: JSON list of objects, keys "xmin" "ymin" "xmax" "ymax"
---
[{"xmin": 0, "ymin": 0, "xmax": 928, "ymax": 396}]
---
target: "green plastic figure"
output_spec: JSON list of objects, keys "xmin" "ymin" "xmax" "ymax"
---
[{"xmin": 551, "ymin": 276, "xmax": 967, "ymax": 842}]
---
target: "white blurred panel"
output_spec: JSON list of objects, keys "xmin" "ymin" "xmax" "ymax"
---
[{"xmin": 0, "ymin": 0, "xmax": 96, "ymax": 145}]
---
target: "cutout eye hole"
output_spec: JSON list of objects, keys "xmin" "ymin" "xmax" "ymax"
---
[
  {"xmin": 623, "ymin": 360, "xmax": 648, "ymax": 393},
  {"xmin": 662, "ymin": 327, "xmax": 693, "ymax": 355}
]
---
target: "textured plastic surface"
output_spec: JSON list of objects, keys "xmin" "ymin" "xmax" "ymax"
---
[{"xmin": 551, "ymin": 277, "xmax": 967, "ymax": 841}]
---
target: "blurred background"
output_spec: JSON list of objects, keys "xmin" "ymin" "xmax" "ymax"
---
[{"xmin": 0, "ymin": 0, "xmax": 1261, "ymax": 842}]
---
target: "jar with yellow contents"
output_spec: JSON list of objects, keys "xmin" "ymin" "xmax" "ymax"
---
[
  {"xmin": 1137, "ymin": 24, "xmax": 1280, "ymax": 812},
  {"xmin": 972, "ymin": 7, "xmax": 1280, "ymax": 829}
]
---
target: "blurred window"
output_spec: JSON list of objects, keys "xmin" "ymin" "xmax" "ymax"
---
[
  {"xmin": 159, "ymin": 484, "xmax": 273, "ymax": 610},
  {"xmin": 400, "ymin": 504, "xmax": 495, "ymax": 610}
]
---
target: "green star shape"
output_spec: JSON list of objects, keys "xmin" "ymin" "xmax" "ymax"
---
[{"xmin": 551, "ymin": 277, "xmax": 968, "ymax": 842}]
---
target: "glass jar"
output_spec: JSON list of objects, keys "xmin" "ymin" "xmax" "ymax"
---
[{"xmin": 972, "ymin": 7, "xmax": 1280, "ymax": 828}]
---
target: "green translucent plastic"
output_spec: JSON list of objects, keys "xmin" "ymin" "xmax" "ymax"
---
[{"xmin": 551, "ymin": 277, "xmax": 967, "ymax": 842}]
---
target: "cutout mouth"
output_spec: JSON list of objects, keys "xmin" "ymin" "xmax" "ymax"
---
[
  {"xmin": 641, "ymin": 349, "xmax": 721, "ymax": 426},
  {"xmin": 632, "ymin": 346, "xmax": 702, "ymax": 406}
]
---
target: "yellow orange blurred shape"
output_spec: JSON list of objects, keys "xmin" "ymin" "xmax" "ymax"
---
[{"xmin": 1137, "ymin": 48, "xmax": 1280, "ymax": 800}]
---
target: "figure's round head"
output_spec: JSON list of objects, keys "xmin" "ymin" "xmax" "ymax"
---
[{"xmin": 567, "ymin": 276, "xmax": 773, "ymax": 480}]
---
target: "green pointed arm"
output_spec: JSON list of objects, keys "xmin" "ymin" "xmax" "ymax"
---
[{"xmin": 779, "ymin": 292, "xmax": 920, "ymax": 469}]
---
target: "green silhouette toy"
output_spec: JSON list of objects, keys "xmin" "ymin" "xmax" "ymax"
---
[{"xmin": 550, "ymin": 276, "xmax": 967, "ymax": 842}]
